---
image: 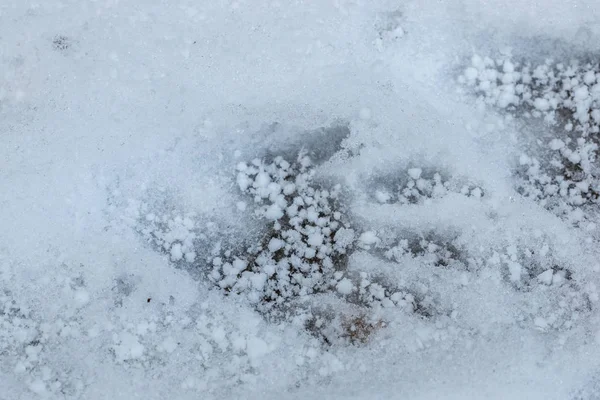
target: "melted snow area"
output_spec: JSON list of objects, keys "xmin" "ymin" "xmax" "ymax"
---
[{"xmin": 3, "ymin": 1, "xmax": 600, "ymax": 399}]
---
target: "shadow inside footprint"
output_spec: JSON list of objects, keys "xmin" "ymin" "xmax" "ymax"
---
[{"xmin": 264, "ymin": 123, "xmax": 351, "ymax": 166}]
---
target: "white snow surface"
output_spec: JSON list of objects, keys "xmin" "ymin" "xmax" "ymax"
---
[{"xmin": 2, "ymin": 0, "xmax": 600, "ymax": 399}]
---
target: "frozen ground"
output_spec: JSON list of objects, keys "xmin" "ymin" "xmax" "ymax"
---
[{"xmin": 3, "ymin": 0, "xmax": 600, "ymax": 399}]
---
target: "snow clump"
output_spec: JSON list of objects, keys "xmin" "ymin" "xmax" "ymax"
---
[
  {"xmin": 460, "ymin": 54, "xmax": 600, "ymax": 223},
  {"xmin": 373, "ymin": 168, "xmax": 484, "ymax": 205},
  {"xmin": 517, "ymin": 139, "xmax": 599, "ymax": 213},
  {"xmin": 460, "ymin": 55, "xmax": 600, "ymax": 134},
  {"xmin": 222, "ymin": 153, "xmax": 423, "ymax": 324},
  {"xmin": 129, "ymin": 151, "xmax": 429, "ymax": 344},
  {"xmin": 211, "ymin": 153, "xmax": 355, "ymax": 314},
  {"xmin": 138, "ymin": 212, "xmax": 198, "ymax": 264}
]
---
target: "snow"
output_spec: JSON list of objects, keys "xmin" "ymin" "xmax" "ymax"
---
[
  {"xmin": 537, "ymin": 269, "xmax": 554, "ymax": 285},
  {"xmin": 549, "ymin": 139, "xmax": 565, "ymax": 150},
  {"xmin": 159, "ymin": 337, "xmax": 178, "ymax": 354},
  {"xmin": 73, "ymin": 289, "xmax": 90, "ymax": 306},
  {"xmin": 170, "ymin": 243, "xmax": 183, "ymax": 261},
  {"xmin": 246, "ymin": 337, "xmax": 270, "ymax": 364},
  {"xmin": 336, "ymin": 278, "xmax": 355, "ymax": 295},
  {"xmin": 534, "ymin": 98, "xmax": 551, "ymax": 111},
  {"xmin": 407, "ymin": 168, "xmax": 423, "ymax": 180},
  {"xmin": 267, "ymin": 238, "xmax": 284, "ymax": 252},
  {"xmin": 265, "ymin": 204, "xmax": 284, "ymax": 220},
  {"xmin": 358, "ymin": 231, "xmax": 380, "ymax": 248},
  {"xmin": 359, "ymin": 108, "xmax": 373, "ymax": 120},
  {"xmin": 3, "ymin": 0, "xmax": 600, "ymax": 399},
  {"xmin": 507, "ymin": 261, "xmax": 523, "ymax": 282},
  {"xmin": 374, "ymin": 190, "xmax": 392, "ymax": 203},
  {"xmin": 113, "ymin": 332, "xmax": 145, "ymax": 362}
]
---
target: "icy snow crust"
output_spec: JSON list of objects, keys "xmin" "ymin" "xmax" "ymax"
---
[{"xmin": 3, "ymin": 0, "xmax": 600, "ymax": 399}]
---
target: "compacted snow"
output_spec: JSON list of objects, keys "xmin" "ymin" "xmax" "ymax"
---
[{"xmin": 3, "ymin": 0, "xmax": 600, "ymax": 399}]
